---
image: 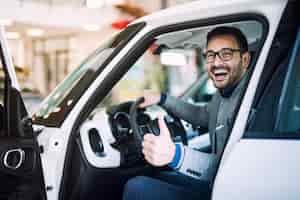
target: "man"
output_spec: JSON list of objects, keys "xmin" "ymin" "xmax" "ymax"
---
[{"xmin": 123, "ymin": 26, "xmax": 251, "ymax": 200}]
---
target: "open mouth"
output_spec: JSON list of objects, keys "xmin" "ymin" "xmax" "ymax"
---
[{"xmin": 213, "ymin": 68, "xmax": 228, "ymax": 81}]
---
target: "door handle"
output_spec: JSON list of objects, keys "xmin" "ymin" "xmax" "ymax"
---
[{"xmin": 3, "ymin": 148, "xmax": 25, "ymax": 170}]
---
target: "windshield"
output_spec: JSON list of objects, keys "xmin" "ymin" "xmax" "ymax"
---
[{"xmin": 33, "ymin": 23, "xmax": 145, "ymax": 127}]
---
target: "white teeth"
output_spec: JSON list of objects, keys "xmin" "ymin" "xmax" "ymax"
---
[{"xmin": 213, "ymin": 69, "xmax": 227, "ymax": 75}]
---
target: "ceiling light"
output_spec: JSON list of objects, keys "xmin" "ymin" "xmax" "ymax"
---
[
  {"xmin": 83, "ymin": 24, "xmax": 100, "ymax": 31},
  {"xmin": 86, "ymin": 0, "xmax": 105, "ymax": 8},
  {"xmin": 6, "ymin": 32, "xmax": 20, "ymax": 40},
  {"xmin": 0, "ymin": 19, "xmax": 13, "ymax": 26},
  {"xmin": 27, "ymin": 28, "xmax": 45, "ymax": 37}
]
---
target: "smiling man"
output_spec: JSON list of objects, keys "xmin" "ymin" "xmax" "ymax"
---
[
  {"xmin": 206, "ymin": 27, "xmax": 250, "ymax": 91},
  {"xmin": 123, "ymin": 26, "xmax": 251, "ymax": 200}
]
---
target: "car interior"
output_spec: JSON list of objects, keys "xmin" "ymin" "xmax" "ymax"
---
[{"xmin": 57, "ymin": 20, "xmax": 265, "ymax": 200}]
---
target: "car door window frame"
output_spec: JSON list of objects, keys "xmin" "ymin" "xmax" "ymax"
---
[{"xmin": 75, "ymin": 14, "xmax": 269, "ymax": 129}]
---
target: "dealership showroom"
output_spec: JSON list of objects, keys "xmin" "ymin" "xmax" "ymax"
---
[
  {"xmin": 0, "ymin": 1, "xmax": 299, "ymax": 200},
  {"xmin": 1, "ymin": 0, "xmax": 196, "ymax": 113}
]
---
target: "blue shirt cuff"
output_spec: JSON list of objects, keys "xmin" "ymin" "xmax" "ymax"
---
[{"xmin": 168, "ymin": 143, "xmax": 182, "ymax": 169}]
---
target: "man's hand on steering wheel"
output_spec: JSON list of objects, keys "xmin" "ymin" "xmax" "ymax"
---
[
  {"xmin": 142, "ymin": 116, "xmax": 176, "ymax": 167},
  {"xmin": 139, "ymin": 90, "xmax": 161, "ymax": 108}
]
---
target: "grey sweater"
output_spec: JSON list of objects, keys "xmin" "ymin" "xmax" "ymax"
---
[{"xmin": 161, "ymin": 77, "xmax": 246, "ymax": 180}]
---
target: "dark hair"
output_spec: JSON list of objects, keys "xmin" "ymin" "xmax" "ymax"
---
[{"xmin": 206, "ymin": 26, "xmax": 248, "ymax": 53}]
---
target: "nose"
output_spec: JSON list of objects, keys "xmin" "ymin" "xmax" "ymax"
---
[{"xmin": 213, "ymin": 53, "xmax": 224, "ymax": 67}]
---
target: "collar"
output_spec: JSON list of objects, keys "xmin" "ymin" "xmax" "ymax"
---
[
  {"xmin": 220, "ymin": 82, "xmax": 238, "ymax": 98},
  {"xmin": 219, "ymin": 71, "xmax": 249, "ymax": 98}
]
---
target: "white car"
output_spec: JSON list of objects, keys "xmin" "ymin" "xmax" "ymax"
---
[{"xmin": 0, "ymin": 0, "xmax": 299, "ymax": 199}]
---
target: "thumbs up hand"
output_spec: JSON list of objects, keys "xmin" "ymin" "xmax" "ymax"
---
[{"xmin": 142, "ymin": 116, "xmax": 176, "ymax": 166}]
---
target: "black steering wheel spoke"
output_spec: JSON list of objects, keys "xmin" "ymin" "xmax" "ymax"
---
[{"xmin": 129, "ymin": 97, "xmax": 146, "ymax": 152}]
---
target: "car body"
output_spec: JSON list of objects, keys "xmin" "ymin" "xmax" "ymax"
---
[{"xmin": 0, "ymin": 0, "xmax": 299, "ymax": 199}]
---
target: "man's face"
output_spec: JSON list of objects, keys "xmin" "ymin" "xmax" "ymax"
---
[{"xmin": 205, "ymin": 34, "xmax": 249, "ymax": 89}]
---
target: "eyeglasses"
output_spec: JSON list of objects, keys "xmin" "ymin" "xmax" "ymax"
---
[{"xmin": 203, "ymin": 48, "xmax": 241, "ymax": 63}]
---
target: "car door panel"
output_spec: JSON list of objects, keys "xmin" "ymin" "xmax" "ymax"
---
[
  {"xmin": 214, "ymin": 2, "xmax": 300, "ymax": 199},
  {"xmin": 0, "ymin": 138, "xmax": 40, "ymax": 176},
  {"xmin": 213, "ymin": 138, "xmax": 300, "ymax": 200},
  {"xmin": 0, "ymin": 27, "xmax": 47, "ymax": 199}
]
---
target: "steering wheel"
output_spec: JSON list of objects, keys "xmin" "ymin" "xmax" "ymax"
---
[{"xmin": 129, "ymin": 97, "xmax": 188, "ymax": 154}]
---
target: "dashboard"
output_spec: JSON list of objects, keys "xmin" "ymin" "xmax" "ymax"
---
[{"xmin": 79, "ymin": 102, "xmax": 188, "ymax": 169}]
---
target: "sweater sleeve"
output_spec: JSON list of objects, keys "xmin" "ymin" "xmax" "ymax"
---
[
  {"xmin": 161, "ymin": 95, "xmax": 209, "ymax": 128},
  {"xmin": 178, "ymin": 146, "xmax": 216, "ymax": 180},
  {"xmin": 159, "ymin": 94, "xmax": 215, "ymax": 180}
]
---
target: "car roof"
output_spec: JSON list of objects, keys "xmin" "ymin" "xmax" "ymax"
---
[
  {"xmin": 154, "ymin": 21, "xmax": 262, "ymax": 50},
  {"xmin": 132, "ymin": 0, "xmax": 285, "ymax": 28}
]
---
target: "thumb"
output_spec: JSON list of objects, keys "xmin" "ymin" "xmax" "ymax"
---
[{"xmin": 158, "ymin": 116, "xmax": 171, "ymax": 138}]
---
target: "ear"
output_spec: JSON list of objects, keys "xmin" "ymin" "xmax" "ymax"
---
[{"xmin": 242, "ymin": 52, "xmax": 251, "ymax": 69}]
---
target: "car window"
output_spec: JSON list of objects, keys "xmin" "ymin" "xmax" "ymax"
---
[
  {"xmin": 275, "ymin": 29, "xmax": 300, "ymax": 133},
  {"xmin": 245, "ymin": 22, "xmax": 300, "ymax": 136},
  {"xmin": 101, "ymin": 45, "xmax": 202, "ymax": 106},
  {"xmin": 33, "ymin": 23, "xmax": 145, "ymax": 127},
  {"xmin": 181, "ymin": 74, "xmax": 216, "ymax": 105},
  {"xmin": 99, "ymin": 20, "xmax": 263, "ymax": 109}
]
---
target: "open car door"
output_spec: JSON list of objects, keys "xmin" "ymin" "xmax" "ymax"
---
[
  {"xmin": 0, "ymin": 27, "xmax": 46, "ymax": 199},
  {"xmin": 213, "ymin": 1, "xmax": 300, "ymax": 200}
]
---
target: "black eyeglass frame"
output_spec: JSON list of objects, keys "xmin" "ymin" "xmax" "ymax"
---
[{"xmin": 203, "ymin": 48, "xmax": 242, "ymax": 63}]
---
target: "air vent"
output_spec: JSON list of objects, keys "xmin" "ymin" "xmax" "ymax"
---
[{"xmin": 88, "ymin": 128, "xmax": 105, "ymax": 157}]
